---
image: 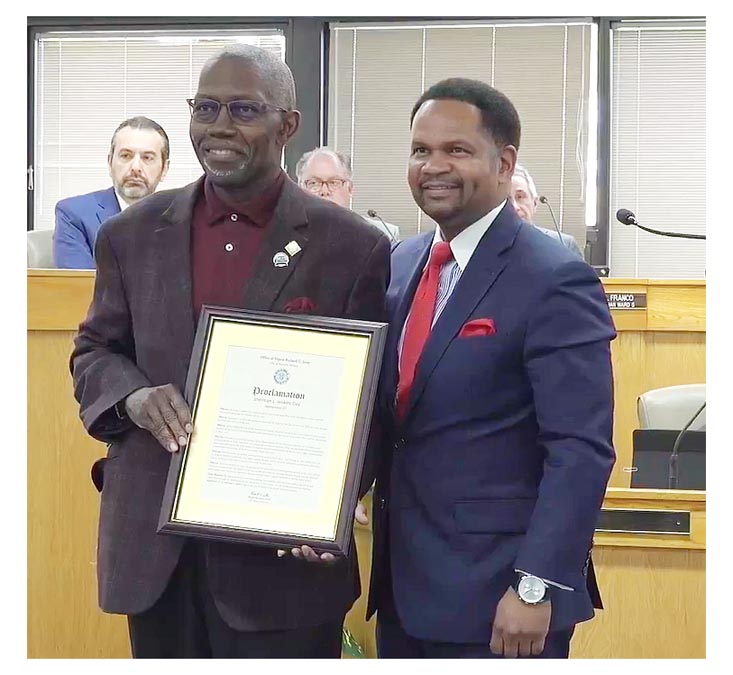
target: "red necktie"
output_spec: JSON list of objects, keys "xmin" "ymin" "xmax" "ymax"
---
[{"xmin": 396, "ymin": 241, "xmax": 453, "ymax": 420}]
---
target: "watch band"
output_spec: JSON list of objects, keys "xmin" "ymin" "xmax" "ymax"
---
[{"xmin": 114, "ymin": 399, "xmax": 128, "ymax": 421}]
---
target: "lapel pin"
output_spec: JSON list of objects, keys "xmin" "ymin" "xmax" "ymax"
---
[
  {"xmin": 272, "ymin": 251, "xmax": 290, "ymax": 268},
  {"xmin": 285, "ymin": 240, "xmax": 301, "ymax": 257}
]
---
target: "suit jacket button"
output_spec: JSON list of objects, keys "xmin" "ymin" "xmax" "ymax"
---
[{"xmin": 380, "ymin": 498, "xmax": 386, "ymax": 508}]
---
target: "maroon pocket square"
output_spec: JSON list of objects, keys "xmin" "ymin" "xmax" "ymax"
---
[
  {"xmin": 283, "ymin": 296, "xmax": 316, "ymax": 314},
  {"xmin": 458, "ymin": 318, "xmax": 497, "ymax": 338}
]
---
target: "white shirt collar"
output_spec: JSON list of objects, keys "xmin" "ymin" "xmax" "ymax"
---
[
  {"xmin": 114, "ymin": 189, "xmax": 130, "ymax": 212},
  {"xmin": 431, "ymin": 199, "xmax": 507, "ymax": 271}
]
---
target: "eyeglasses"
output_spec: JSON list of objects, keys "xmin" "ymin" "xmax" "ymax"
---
[
  {"xmin": 186, "ymin": 98, "xmax": 288, "ymax": 124},
  {"xmin": 302, "ymin": 178, "xmax": 350, "ymax": 192}
]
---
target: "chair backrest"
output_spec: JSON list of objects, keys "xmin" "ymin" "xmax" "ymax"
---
[
  {"xmin": 27, "ymin": 229, "xmax": 55, "ymax": 268},
  {"xmin": 637, "ymin": 384, "xmax": 706, "ymax": 431},
  {"xmin": 630, "ymin": 429, "xmax": 706, "ymax": 489}
]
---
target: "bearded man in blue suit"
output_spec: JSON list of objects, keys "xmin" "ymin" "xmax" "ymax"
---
[
  {"xmin": 366, "ymin": 78, "xmax": 616, "ymax": 659},
  {"xmin": 53, "ymin": 116, "xmax": 169, "ymax": 269}
]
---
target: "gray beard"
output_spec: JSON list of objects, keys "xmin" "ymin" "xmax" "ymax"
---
[{"xmin": 118, "ymin": 183, "xmax": 151, "ymax": 201}]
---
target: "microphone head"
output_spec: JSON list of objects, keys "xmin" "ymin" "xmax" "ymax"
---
[
  {"xmin": 538, "ymin": 195, "xmax": 548, "ymax": 204},
  {"xmin": 367, "ymin": 209, "xmax": 377, "ymax": 218},
  {"xmin": 616, "ymin": 208, "xmax": 637, "ymax": 225}
]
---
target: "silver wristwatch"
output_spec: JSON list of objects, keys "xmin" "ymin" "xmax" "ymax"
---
[{"xmin": 513, "ymin": 573, "xmax": 551, "ymax": 605}]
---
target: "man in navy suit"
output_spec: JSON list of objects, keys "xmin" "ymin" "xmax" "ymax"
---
[
  {"xmin": 366, "ymin": 78, "xmax": 616, "ymax": 659},
  {"xmin": 53, "ymin": 116, "xmax": 170, "ymax": 269}
]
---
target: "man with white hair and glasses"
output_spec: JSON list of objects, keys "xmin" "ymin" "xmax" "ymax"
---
[
  {"xmin": 511, "ymin": 163, "xmax": 583, "ymax": 258},
  {"xmin": 297, "ymin": 147, "xmax": 401, "ymax": 242}
]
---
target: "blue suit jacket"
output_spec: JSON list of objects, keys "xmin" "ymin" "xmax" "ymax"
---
[
  {"xmin": 367, "ymin": 203, "xmax": 616, "ymax": 643},
  {"xmin": 53, "ymin": 187, "xmax": 120, "ymax": 269}
]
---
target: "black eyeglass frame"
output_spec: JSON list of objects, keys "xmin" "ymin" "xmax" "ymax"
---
[{"xmin": 186, "ymin": 98, "xmax": 289, "ymax": 124}]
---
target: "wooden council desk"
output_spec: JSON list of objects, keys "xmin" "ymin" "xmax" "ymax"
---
[{"xmin": 28, "ymin": 271, "xmax": 705, "ymax": 658}]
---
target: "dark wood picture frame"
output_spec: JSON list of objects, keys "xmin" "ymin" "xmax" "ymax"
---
[{"xmin": 158, "ymin": 305, "xmax": 387, "ymax": 556}]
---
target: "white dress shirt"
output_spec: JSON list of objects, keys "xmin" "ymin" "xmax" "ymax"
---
[
  {"xmin": 398, "ymin": 200, "xmax": 506, "ymax": 358},
  {"xmin": 114, "ymin": 189, "xmax": 130, "ymax": 212}
]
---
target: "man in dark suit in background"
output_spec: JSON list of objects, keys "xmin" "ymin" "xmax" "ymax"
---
[
  {"xmin": 71, "ymin": 45, "xmax": 389, "ymax": 658},
  {"xmin": 367, "ymin": 78, "xmax": 616, "ymax": 658},
  {"xmin": 53, "ymin": 116, "xmax": 170, "ymax": 269},
  {"xmin": 510, "ymin": 163, "xmax": 584, "ymax": 258}
]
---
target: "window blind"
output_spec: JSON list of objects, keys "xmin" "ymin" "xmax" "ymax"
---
[
  {"xmin": 33, "ymin": 30, "xmax": 285, "ymax": 231},
  {"xmin": 328, "ymin": 20, "xmax": 594, "ymax": 244},
  {"xmin": 609, "ymin": 20, "xmax": 706, "ymax": 278}
]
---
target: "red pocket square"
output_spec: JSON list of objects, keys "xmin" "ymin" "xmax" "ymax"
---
[
  {"xmin": 283, "ymin": 297, "xmax": 316, "ymax": 313},
  {"xmin": 459, "ymin": 318, "xmax": 497, "ymax": 338}
]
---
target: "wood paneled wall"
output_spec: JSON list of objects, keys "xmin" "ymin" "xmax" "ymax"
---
[
  {"xmin": 28, "ymin": 328, "xmax": 130, "ymax": 658},
  {"xmin": 571, "ymin": 489, "xmax": 706, "ymax": 658},
  {"xmin": 570, "ymin": 546, "xmax": 705, "ymax": 658},
  {"xmin": 604, "ymin": 280, "xmax": 705, "ymax": 487}
]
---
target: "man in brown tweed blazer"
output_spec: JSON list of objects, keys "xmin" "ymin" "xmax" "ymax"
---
[{"xmin": 71, "ymin": 45, "xmax": 389, "ymax": 658}]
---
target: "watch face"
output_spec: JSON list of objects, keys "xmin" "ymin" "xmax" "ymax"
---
[{"xmin": 518, "ymin": 576, "xmax": 546, "ymax": 603}]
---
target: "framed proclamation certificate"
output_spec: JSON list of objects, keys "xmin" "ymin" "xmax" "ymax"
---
[{"xmin": 158, "ymin": 306, "xmax": 387, "ymax": 556}]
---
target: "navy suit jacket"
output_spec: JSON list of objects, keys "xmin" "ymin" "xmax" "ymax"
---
[
  {"xmin": 53, "ymin": 187, "xmax": 120, "ymax": 269},
  {"xmin": 367, "ymin": 203, "xmax": 616, "ymax": 643}
]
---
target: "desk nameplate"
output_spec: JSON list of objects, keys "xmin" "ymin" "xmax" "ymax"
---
[
  {"xmin": 596, "ymin": 508, "xmax": 690, "ymax": 536},
  {"xmin": 605, "ymin": 292, "xmax": 647, "ymax": 310}
]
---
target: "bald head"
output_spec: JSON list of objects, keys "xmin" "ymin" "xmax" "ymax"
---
[{"xmin": 200, "ymin": 45, "xmax": 296, "ymax": 110}]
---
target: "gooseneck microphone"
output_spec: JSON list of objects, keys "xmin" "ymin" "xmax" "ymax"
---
[
  {"xmin": 615, "ymin": 208, "xmax": 637, "ymax": 225},
  {"xmin": 668, "ymin": 401, "xmax": 706, "ymax": 489},
  {"xmin": 367, "ymin": 209, "xmax": 397, "ymax": 243},
  {"xmin": 538, "ymin": 195, "xmax": 569, "ymax": 250},
  {"xmin": 616, "ymin": 209, "xmax": 706, "ymax": 240}
]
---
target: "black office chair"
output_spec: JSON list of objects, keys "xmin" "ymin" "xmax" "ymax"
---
[{"xmin": 626, "ymin": 385, "xmax": 706, "ymax": 490}]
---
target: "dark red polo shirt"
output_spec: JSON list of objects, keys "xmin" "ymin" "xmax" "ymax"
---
[{"xmin": 191, "ymin": 171, "xmax": 286, "ymax": 320}]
